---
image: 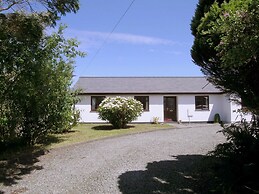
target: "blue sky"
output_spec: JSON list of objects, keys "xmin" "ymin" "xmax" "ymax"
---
[{"xmin": 57, "ymin": 0, "xmax": 201, "ymax": 82}]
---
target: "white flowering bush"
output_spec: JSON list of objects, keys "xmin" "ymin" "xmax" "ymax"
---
[{"xmin": 97, "ymin": 96, "xmax": 143, "ymax": 128}]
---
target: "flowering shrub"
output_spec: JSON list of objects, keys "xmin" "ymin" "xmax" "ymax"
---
[{"xmin": 97, "ymin": 96, "xmax": 143, "ymax": 128}]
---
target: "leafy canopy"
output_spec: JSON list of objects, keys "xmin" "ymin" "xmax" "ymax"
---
[
  {"xmin": 0, "ymin": 4, "xmax": 85, "ymax": 146},
  {"xmin": 0, "ymin": 0, "xmax": 83, "ymax": 148},
  {"xmin": 191, "ymin": 0, "xmax": 259, "ymax": 114},
  {"xmin": 0, "ymin": 0, "xmax": 79, "ymax": 25},
  {"xmin": 192, "ymin": 1, "xmax": 259, "ymax": 192}
]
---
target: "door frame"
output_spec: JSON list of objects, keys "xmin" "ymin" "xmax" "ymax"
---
[{"xmin": 163, "ymin": 96, "xmax": 177, "ymax": 122}]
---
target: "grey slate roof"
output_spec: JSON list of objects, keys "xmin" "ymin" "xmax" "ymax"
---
[{"xmin": 74, "ymin": 77, "xmax": 222, "ymax": 94}]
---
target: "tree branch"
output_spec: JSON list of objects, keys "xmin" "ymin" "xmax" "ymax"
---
[
  {"xmin": 25, "ymin": 0, "xmax": 34, "ymax": 13},
  {"xmin": 0, "ymin": 1, "xmax": 21, "ymax": 12}
]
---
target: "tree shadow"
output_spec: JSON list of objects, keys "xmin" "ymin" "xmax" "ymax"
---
[
  {"xmin": 92, "ymin": 125, "xmax": 135, "ymax": 131},
  {"xmin": 0, "ymin": 149, "xmax": 46, "ymax": 187},
  {"xmin": 118, "ymin": 154, "xmax": 223, "ymax": 194},
  {"xmin": 0, "ymin": 134, "xmax": 64, "ymax": 189},
  {"xmin": 40, "ymin": 134, "xmax": 66, "ymax": 146}
]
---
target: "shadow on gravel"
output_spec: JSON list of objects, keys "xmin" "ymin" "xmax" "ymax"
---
[
  {"xmin": 0, "ymin": 149, "xmax": 46, "ymax": 187},
  {"xmin": 92, "ymin": 125, "xmax": 135, "ymax": 130},
  {"xmin": 118, "ymin": 154, "xmax": 223, "ymax": 194}
]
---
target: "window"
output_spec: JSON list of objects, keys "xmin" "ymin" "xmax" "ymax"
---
[
  {"xmin": 134, "ymin": 96, "xmax": 149, "ymax": 111},
  {"xmin": 195, "ymin": 96, "xmax": 209, "ymax": 110},
  {"xmin": 91, "ymin": 96, "xmax": 105, "ymax": 111}
]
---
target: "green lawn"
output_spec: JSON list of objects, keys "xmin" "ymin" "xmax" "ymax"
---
[
  {"xmin": 46, "ymin": 123, "xmax": 172, "ymax": 149},
  {"xmin": 0, "ymin": 123, "xmax": 172, "ymax": 161}
]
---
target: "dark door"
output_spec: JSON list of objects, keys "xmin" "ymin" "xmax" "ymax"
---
[{"xmin": 164, "ymin": 97, "xmax": 177, "ymax": 122}]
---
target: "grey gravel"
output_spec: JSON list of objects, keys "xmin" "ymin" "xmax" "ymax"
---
[{"xmin": 1, "ymin": 124, "xmax": 225, "ymax": 194}]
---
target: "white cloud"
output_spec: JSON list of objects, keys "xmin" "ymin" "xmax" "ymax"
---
[{"xmin": 65, "ymin": 29, "xmax": 176, "ymax": 48}]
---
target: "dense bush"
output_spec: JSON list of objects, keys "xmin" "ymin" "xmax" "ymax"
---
[
  {"xmin": 0, "ymin": 22, "xmax": 84, "ymax": 147},
  {"xmin": 211, "ymin": 116, "xmax": 259, "ymax": 193},
  {"xmin": 97, "ymin": 97, "xmax": 143, "ymax": 129}
]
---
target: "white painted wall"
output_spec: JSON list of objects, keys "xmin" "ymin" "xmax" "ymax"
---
[
  {"xmin": 75, "ymin": 94, "xmax": 249, "ymax": 123},
  {"xmin": 75, "ymin": 95, "xmax": 102, "ymax": 123},
  {"xmin": 135, "ymin": 95, "xmax": 164, "ymax": 123},
  {"xmin": 221, "ymin": 95, "xmax": 232, "ymax": 123},
  {"xmin": 177, "ymin": 94, "xmax": 225, "ymax": 122},
  {"xmin": 229, "ymin": 100, "xmax": 252, "ymax": 122},
  {"xmin": 75, "ymin": 95, "xmax": 165, "ymax": 123}
]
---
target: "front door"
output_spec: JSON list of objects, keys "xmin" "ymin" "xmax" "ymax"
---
[{"xmin": 164, "ymin": 97, "xmax": 177, "ymax": 122}]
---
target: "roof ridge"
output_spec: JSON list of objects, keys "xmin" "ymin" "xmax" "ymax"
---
[{"xmin": 74, "ymin": 76, "xmax": 221, "ymax": 93}]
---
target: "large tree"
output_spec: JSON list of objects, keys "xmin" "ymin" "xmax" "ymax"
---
[
  {"xmin": 0, "ymin": 1, "xmax": 84, "ymax": 146},
  {"xmin": 191, "ymin": 1, "xmax": 259, "ymax": 192},
  {"xmin": 0, "ymin": 14, "xmax": 84, "ymax": 146},
  {"xmin": 191, "ymin": 0, "xmax": 259, "ymax": 115}
]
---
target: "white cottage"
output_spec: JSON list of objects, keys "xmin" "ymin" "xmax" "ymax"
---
[{"xmin": 74, "ymin": 77, "xmax": 248, "ymax": 123}]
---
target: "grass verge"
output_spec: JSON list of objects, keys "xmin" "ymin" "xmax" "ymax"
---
[
  {"xmin": 45, "ymin": 123, "xmax": 172, "ymax": 149},
  {"xmin": 0, "ymin": 123, "xmax": 172, "ymax": 159}
]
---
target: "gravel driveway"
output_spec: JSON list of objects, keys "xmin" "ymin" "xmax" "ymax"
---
[{"xmin": 1, "ymin": 124, "xmax": 225, "ymax": 194}]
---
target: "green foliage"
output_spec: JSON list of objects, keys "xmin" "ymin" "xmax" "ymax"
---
[
  {"xmin": 97, "ymin": 97, "xmax": 143, "ymax": 129},
  {"xmin": 191, "ymin": 0, "xmax": 226, "ymax": 36},
  {"xmin": 0, "ymin": 14, "xmax": 85, "ymax": 146},
  {"xmin": 0, "ymin": 0, "xmax": 79, "ymax": 26},
  {"xmin": 192, "ymin": 0, "xmax": 259, "ymax": 160},
  {"xmin": 211, "ymin": 117, "xmax": 259, "ymax": 193},
  {"xmin": 191, "ymin": 0, "xmax": 226, "ymax": 74},
  {"xmin": 0, "ymin": 0, "xmax": 82, "ymax": 148},
  {"xmin": 214, "ymin": 113, "xmax": 221, "ymax": 123},
  {"xmin": 191, "ymin": 0, "xmax": 259, "ymax": 114},
  {"xmin": 192, "ymin": 2, "xmax": 259, "ymax": 191}
]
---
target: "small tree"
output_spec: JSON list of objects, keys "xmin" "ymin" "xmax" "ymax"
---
[{"xmin": 97, "ymin": 97, "xmax": 143, "ymax": 129}]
